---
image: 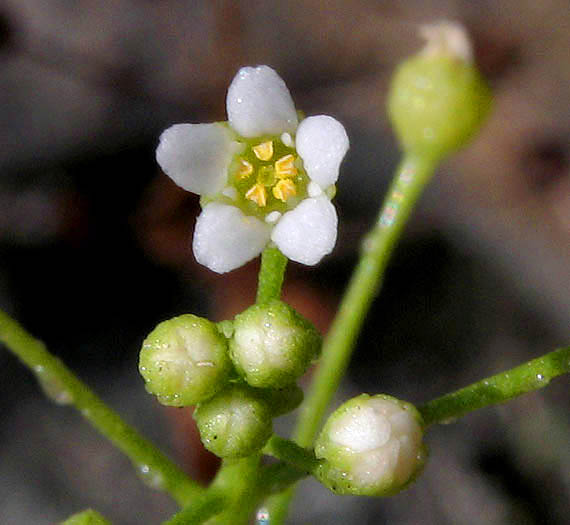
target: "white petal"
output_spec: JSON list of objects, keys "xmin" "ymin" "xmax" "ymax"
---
[
  {"xmin": 280, "ymin": 132, "xmax": 294, "ymax": 147},
  {"xmin": 330, "ymin": 406, "xmax": 391, "ymax": 452},
  {"xmin": 308, "ymin": 181, "xmax": 323, "ymax": 197},
  {"xmin": 226, "ymin": 66, "xmax": 298, "ymax": 138},
  {"xmin": 271, "ymin": 197, "xmax": 337, "ymax": 265},
  {"xmin": 156, "ymin": 123, "xmax": 235, "ymax": 195},
  {"xmin": 296, "ymin": 115, "xmax": 349, "ymax": 188},
  {"xmin": 193, "ymin": 203, "xmax": 271, "ymax": 273},
  {"xmin": 265, "ymin": 211, "xmax": 282, "ymax": 224}
]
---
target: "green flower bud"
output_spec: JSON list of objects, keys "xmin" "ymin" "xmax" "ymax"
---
[
  {"xmin": 264, "ymin": 382, "xmax": 304, "ymax": 417},
  {"xmin": 139, "ymin": 315, "xmax": 231, "ymax": 407},
  {"xmin": 193, "ymin": 383, "xmax": 273, "ymax": 458},
  {"xmin": 314, "ymin": 394, "xmax": 427, "ymax": 496},
  {"xmin": 61, "ymin": 509, "xmax": 111, "ymax": 525},
  {"xmin": 229, "ymin": 300, "xmax": 321, "ymax": 388},
  {"xmin": 387, "ymin": 21, "xmax": 492, "ymax": 160}
]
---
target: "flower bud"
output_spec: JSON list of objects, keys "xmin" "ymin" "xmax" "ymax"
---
[
  {"xmin": 314, "ymin": 394, "xmax": 426, "ymax": 496},
  {"xmin": 193, "ymin": 383, "xmax": 273, "ymax": 458},
  {"xmin": 264, "ymin": 382, "xmax": 304, "ymax": 417},
  {"xmin": 61, "ymin": 509, "xmax": 110, "ymax": 525},
  {"xmin": 387, "ymin": 21, "xmax": 492, "ymax": 160},
  {"xmin": 229, "ymin": 300, "xmax": 321, "ymax": 388},
  {"xmin": 139, "ymin": 315, "xmax": 231, "ymax": 407}
]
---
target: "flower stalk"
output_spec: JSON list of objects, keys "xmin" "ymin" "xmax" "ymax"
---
[
  {"xmin": 256, "ymin": 244, "xmax": 288, "ymax": 304},
  {"xmin": 204, "ymin": 243, "xmax": 291, "ymax": 523},
  {"xmin": 0, "ymin": 308, "xmax": 202, "ymax": 507},
  {"xmin": 162, "ymin": 490, "xmax": 227, "ymax": 525},
  {"xmin": 262, "ymin": 434, "xmax": 323, "ymax": 474},
  {"xmin": 293, "ymin": 154, "xmax": 436, "ymax": 447},
  {"xmin": 267, "ymin": 154, "xmax": 436, "ymax": 522},
  {"xmin": 206, "ymin": 456, "xmax": 262, "ymax": 524},
  {"xmin": 419, "ymin": 346, "xmax": 570, "ymax": 426}
]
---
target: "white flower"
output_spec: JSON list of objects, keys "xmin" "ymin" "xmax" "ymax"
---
[{"xmin": 156, "ymin": 65, "xmax": 349, "ymax": 273}]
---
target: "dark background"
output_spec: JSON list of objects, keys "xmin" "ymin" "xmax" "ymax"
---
[{"xmin": 0, "ymin": 1, "xmax": 568, "ymax": 523}]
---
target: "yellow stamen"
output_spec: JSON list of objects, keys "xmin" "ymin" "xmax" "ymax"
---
[
  {"xmin": 245, "ymin": 183, "xmax": 267, "ymax": 207},
  {"xmin": 253, "ymin": 141, "xmax": 274, "ymax": 161},
  {"xmin": 272, "ymin": 179, "xmax": 297, "ymax": 202},
  {"xmin": 237, "ymin": 158, "xmax": 253, "ymax": 179},
  {"xmin": 275, "ymin": 154, "xmax": 297, "ymax": 179}
]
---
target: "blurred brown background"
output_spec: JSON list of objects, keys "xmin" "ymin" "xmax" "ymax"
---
[{"xmin": 0, "ymin": 1, "xmax": 568, "ymax": 524}]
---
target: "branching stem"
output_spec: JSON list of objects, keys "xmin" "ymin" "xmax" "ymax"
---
[
  {"xmin": 263, "ymin": 434, "xmax": 322, "ymax": 474},
  {"xmin": 268, "ymin": 154, "xmax": 437, "ymax": 522}
]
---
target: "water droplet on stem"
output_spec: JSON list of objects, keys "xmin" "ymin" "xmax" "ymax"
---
[
  {"xmin": 34, "ymin": 368, "xmax": 73, "ymax": 405},
  {"xmin": 136, "ymin": 463, "xmax": 165, "ymax": 490}
]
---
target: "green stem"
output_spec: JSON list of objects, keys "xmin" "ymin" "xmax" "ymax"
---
[
  {"xmin": 162, "ymin": 490, "xmax": 227, "ymax": 525},
  {"xmin": 263, "ymin": 435, "xmax": 322, "ymax": 474},
  {"xmin": 259, "ymin": 345, "xmax": 570, "ymax": 515},
  {"xmin": 207, "ymin": 456, "xmax": 262, "ymax": 524},
  {"xmin": 255, "ymin": 435, "xmax": 322, "ymax": 512},
  {"xmin": 256, "ymin": 244, "xmax": 288, "ymax": 304},
  {"xmin": 207, "ymin": 244, "xmax": 289, "ymax": 522},
  {"xmin": 419, "ymin": 346, "xmax": 570, "ymax": 427},
  {"xmin": 256, "ymin": 463, "xmax": 310, "ymax": 499},
  {"xmin": 268, "ymin": 154, "xmax": 436, "ymax": 522},
  {"xmin": 0, "ymin": 309, "xmax": 202, "ymax": 507},
  {"xmin": 295, "ymin": 155, "xmax": 435, "ymax": 446}
]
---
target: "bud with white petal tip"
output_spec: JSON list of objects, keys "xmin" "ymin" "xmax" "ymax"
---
[
  {"xmin": 314, "ymin": 394, "xmax": 427, "ymax": 496},
  {"xmin": 229, "ymin": 300, "xmax": 321, "ymax": 388},
  {"xmin": 139, "ymin": 315, "xmax": 231, "ymax": 407},
  {"xmin": 193, "ymin": 383, "xmax": 273, "ymax": 458},
  {"xmin": 387, "ymin": 21, "xmax": 492, "ymax": 161}
]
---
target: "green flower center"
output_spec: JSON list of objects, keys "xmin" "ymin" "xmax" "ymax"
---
[{"xmin": 219, "ymin": 133, "xmax": 310, "ymax": 221}]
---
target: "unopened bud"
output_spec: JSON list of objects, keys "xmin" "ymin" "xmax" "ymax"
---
[
  {"xmin": 314, "ymin": 394, "xmax": 427, "ymax": 496},
  {"xmin": 229, "ymin": 300, "xmax": 321, "ymax": 388},
  {"xmin": 264, "ymin": 382, "xmax": 304, "ymax": 417},
  {"xmin": 193, "ymin": 383, "xmax": 273, "ymax": 458},
  {"xmin": 139, "ymin": 315, "xmax": 231, "ymax": 407},
  {"xmin": 387, "ymin": 21, "xmax": 492, "ymax": 160}
]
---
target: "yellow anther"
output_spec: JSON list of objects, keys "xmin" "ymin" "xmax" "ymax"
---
[
  {"xmin": 275, "ymin": 154, "xmax": 297, "ymax": 179},
  {"xmin": 253, "ymin": 141, "xmax": 274, "ymax": 161},
  {"xmin": 245, "ymin": 183, "xmax": 267, "ymax": 207},
  {"xmin": 272, "ymin": 179, "xmax": 297, "ymax": 202},
  {"xmin": 237, "ymin": 158, "xmax": 253, "ymax": 179}
]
